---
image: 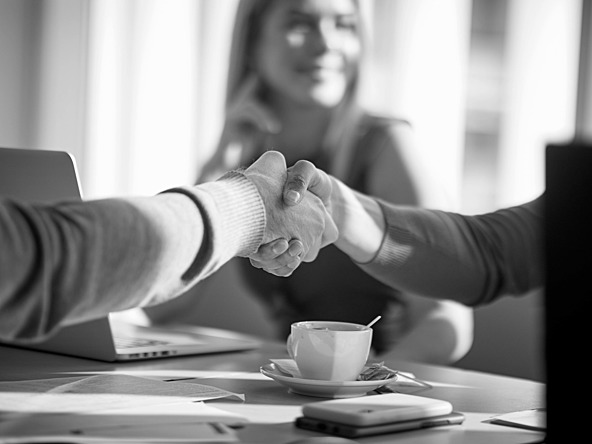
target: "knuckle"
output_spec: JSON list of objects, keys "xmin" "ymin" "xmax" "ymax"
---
[{"xmin": 288, "ymin": 174, "xmax": 307, "ymax": 190}]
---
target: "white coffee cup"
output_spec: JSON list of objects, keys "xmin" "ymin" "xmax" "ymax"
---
[{"xmin": 286, "ymin": 321, "xmax": 372, "ymax": 381}]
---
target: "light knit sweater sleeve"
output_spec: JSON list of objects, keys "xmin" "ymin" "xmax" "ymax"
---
[
  {"xmin": 0, "ymin": 172, "xmax": 265, "ymax": 342},
  {"xmin": 358, "ymin": 196, "xmax": 545, "ymax": 306},
  {"xmin": 164, "ymin": 171, "xmax": 266, "ymax": 281}
]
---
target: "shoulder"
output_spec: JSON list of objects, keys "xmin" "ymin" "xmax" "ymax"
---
[
  {"xmin": 357, "ymin": 112, "xmax": 413, "ymax": 147},
  {"xmin": 351, "ymin": 112, "xmax": 414, "ymax": 157},
  {"xmin": 360, "ymin": 112, "xmax": 412, "ymax": 133}
]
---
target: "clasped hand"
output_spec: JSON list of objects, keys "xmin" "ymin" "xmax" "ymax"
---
[
  {"xmin": 245, "ymin": 154, "xmax": 335, "ymax": 276},
  {"xmin": 244, "ymin": 152, "xmax": 336, "ymax": 276}
]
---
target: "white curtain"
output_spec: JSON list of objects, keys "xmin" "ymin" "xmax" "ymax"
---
[
  {"xmin": 362, "ymin": 0, "xmax": 472, "ymax": 209},
  {"xmin": 497, "ymin": 0, "xmax": 581, "ymax": 207},
  {"xmin": 84, "ymin": 0, "xmax": 238, "ymax": 199},
  {"xmin": 0, "ymin": 0, "xmax": 582, "ymax": 207},
  {"xmin": 84, "ymin": 0, "xmax": 472, "ymax": 202}
]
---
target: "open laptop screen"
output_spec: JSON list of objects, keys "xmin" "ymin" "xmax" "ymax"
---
[{"xmin": 0, "ymin": 147, "xmax": 82, "ymax": 202}]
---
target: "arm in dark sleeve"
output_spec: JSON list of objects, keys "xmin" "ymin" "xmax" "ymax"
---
[{"xmin": 359, "ymin": 196, "xmax": 544, "ymax": 306}]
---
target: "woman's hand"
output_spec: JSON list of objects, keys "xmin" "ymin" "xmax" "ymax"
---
[
  {"xmin": 225, "ymin": 76, "xmax": 280, "ymax": 135},
  {"xmin": 199, "ymin": 77, "xmax": 281, "ymax": 183},
  {"xmin": 218, "ymin": 77, "xmax": 280, "ymax": 166}
]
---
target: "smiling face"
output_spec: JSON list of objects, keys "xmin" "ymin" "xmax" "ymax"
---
[{"xmin": 254, "ymin": 0, "xmax": 361, "ymax": 109}]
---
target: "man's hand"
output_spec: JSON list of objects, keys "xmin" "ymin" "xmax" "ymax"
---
[
  {"xmin": 249, "ymin": 238, "xmax": 305, "ymax": 276},
  {"xmin": 244, "ymin": 152, "xmax": 338, "ymax": 273}
]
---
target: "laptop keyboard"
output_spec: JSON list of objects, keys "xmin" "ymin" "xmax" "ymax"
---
[{"xmin": 114, "ymin": 336, "xmax": 171, "ymax": 349}]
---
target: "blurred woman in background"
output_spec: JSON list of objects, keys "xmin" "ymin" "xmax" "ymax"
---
[{"xmin": 151, "ymin": 0, "xmax": 473, "ymax": 364}]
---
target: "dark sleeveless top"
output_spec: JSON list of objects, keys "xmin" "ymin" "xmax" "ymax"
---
[{"xmin": 240, "ymin": 115, "xmax": 412, "ymax": 354}]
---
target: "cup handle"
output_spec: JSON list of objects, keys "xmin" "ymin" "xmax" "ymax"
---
[{"xmin": 286, "ymin": 334, "xmax": 295, "ymax": 360}]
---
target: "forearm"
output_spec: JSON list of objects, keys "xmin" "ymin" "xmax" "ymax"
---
[
  {"xmin": 357, "ymin": 197, "xmax": 545, "ymax": 306},
  {"xmin": 0, "ymin": 173, "xmax": 265, "ymax": 342},
  {"xmin": 330, "ymin": 177, "xmax": 385, "ymax": 263},
  {"xmin": 330, "ymin": 175, "xmax": 544, "ymax": 306}
]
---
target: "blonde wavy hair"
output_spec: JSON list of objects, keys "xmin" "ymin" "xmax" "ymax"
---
[{"xmin": 224, "ymin": 0, "xmax": 369, "ymax": 179}]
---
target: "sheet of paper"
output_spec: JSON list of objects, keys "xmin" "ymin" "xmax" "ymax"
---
[
  {"xmin": 487, "ymin": 408, "xmax": 546, "ymax": 431},
  {"xmin": 60, "ymin": 368, "xmax": 269, "ymax": 382},
  {"xmin": 0, "ymin": 374, "xmax": 244, "ymax": 415},
  {"xmin": 269, "ymin": 359, "xmax": 303, "ymax": 377},
  {"xmin": 0, "ymin": 375, "xmax": 247, "ymax": 443},
  {"xmin": 99, "ymin": 399, "xmax": 248, "ymax": 424},
  {"xmin": 0, "ymin": 403, "xmax": 243, "ymax": 431},
  {"xmin": 0, "ymin": 421, "xmax": 237, "ymax": 443}
]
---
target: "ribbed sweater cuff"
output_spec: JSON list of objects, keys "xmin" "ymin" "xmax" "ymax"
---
[
  {"xmin": 165, "ymin": 171, "xmax": 266, "ymax": 275},
  {"xmin": 371, "ymin": 200, "xmax": 414, "ymax": 269},
  {"xmin": 196, "ymin": 171, "xmax": 266, "ymax": 259}
]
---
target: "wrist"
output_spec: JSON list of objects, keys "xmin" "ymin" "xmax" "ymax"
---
[
  {"xmin": 331, "ymin": 178, "xmax": 385, "ymax": 263},
  {"xmin": 186, "ymin": 171, "xmax": 265, "ymax": 259}
]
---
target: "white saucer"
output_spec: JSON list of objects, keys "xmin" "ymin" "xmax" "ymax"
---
[{"xmin": 260, "ymin": 363, "xmax": 397, "ymax": 398}]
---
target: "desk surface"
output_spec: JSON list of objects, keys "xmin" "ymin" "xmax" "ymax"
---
[{"xmin": 0, "ymin": 341, "xmax": 545, "ymax": 443}]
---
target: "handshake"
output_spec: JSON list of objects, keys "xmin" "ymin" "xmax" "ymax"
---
[{"xmin": 242, "ymin": 151, "xmax": 385, "ymax": 276}]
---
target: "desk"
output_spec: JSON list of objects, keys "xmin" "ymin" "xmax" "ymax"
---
[{"xmin": 0, "ymin": 341, "xmax": 545, "ymax": 443}]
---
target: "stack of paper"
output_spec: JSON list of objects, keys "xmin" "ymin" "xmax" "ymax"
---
[{"xmin": 0, "ymin": 374, "xmax": 247, "ymax": 443}]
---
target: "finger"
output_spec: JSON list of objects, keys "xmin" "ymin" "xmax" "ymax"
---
[
  {"xmin": 249, "ymin": 242, "xmax": 302, "ymax": 269},
  {"xmin": 251, "ymin": 255, "xmax": 301, "ymax": 275},
  {"xmin": 262, "ymin": 267, "xmax": 294, "ymax": 277},
  {"xmin": 287, "ymin": 239, "xmax": 304, "ymax": 257},
  {"xmin": 249, "ymin": 257, "xmax": 264, "ymax": 269},
  {"xmin": 251, "ymin": 239, "xmax": 290, "ymax": 262},
  {"xmin": 283, "ymin": 160, "xmax": 332, "ymax": 207},
  {"xmin": 262, "ymin": 259, "xmax": 302, "ymax": 277},
  {"xmin": 249, "ymin": 253, "xmax": 300, "ymax": 269},
  {"xmin": 282, "ymin": 160, "xmax": 314, "ymax": 205},
  {"xmin": 301, "ymin": 244, "xmax": 320, "ymax": 263}
]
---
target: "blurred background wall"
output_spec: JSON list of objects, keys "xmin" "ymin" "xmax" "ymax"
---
[{"xmin": 0, "ymin": 0, "xmax": 585, "ymax": 381}]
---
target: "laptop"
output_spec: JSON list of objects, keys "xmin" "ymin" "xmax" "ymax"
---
[
  {"xmin": 545, "ymin": 141, "xmax": 592, "ymax": 442},
  {"xmin": 0, "ymin": 147, "xmax": 261, "ymax": 361}
]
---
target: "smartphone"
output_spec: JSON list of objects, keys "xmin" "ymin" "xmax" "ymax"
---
[
  {"xmin": 301, "ymin": 393, "xmax": 454, "ymax": 427},
  {"xmin": 295, "ymin": 412, "xmax": 465, "ymax": 438}
]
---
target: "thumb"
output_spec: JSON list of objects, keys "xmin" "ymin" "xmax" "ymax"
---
[{"xmin": 283, "ymin": 160, "xmax": 332, "ymax": 207}]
